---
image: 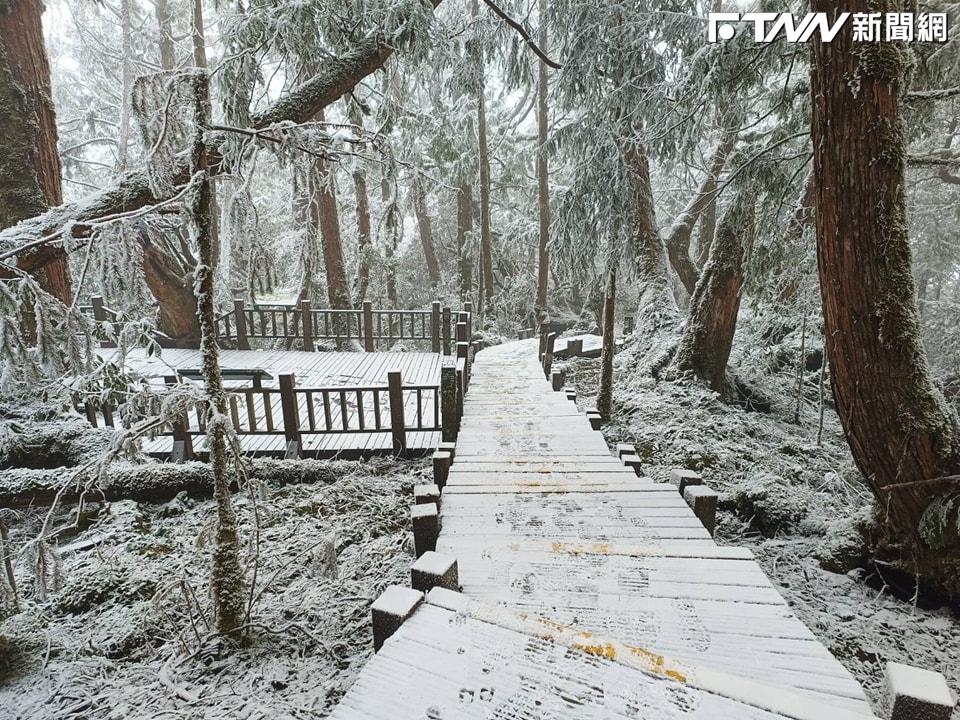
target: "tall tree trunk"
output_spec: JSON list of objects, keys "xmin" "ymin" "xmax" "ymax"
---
[
  {"xmin": 154, "ymin": 0, "xmax": 175, "ymax": 70},
  {"xmin": 471, "ymin": 0, "xmax": 494, "ymax": 307},
  {"xmin": 626, "ymin": 145, "xmax": 674, "ymax": 325},
  {"xmin": 597, "ymin": 265, "xmax": 616, "ymax": 420},
  {"xmin": 535, "ymin": 0, "xmax": 550, "ymax": 315},
  {"xmin": 670, "ymin": 192, "xmax": 754, "ymax": 394},
  {"xmin": 812, "ymin": 0, "xmax": 960, "ymax": 580},
  {"xmin": 139, "ymin": 232, "xmax": 200, "ymax": 343},
  {"xmin": 663, "ymin": 132, "xmax": 737, "ymax": 297},
  {"xmin": 776, "ymin": 170, "xmax": 815, "ymax": 304},
  {"xmin": 348, "ymin": 102, "xmax": 371, "ymax": 304},
  {"xmin": 190, "ymin": 71, "xmax": 245, "ymax": 636},
  {"xmin": 694, "ymin": 186, "xmax": 717, "ymax": 268},
  {"xmin": 0, "ymin": 0, "xmax": 72, "ymax": 304},
  {"xmin": 190, "ymin": 0, "xmax": 222, "ymax": 267},
  {"xmin": 457, "ymin": 181, "xmax": 473, "ymax": 302},
  {"xmin": 311, "ymin": 108, "xmax": 352, "ymax": 310},
  {"xmin": 381, "ymin": 171, "xmax": 398, "ymax": 310},
  {"xmin": 412, "ymin": 174, "xmax": 441, "ymax": 286},
  {"xmin": 116, "ymin": 0, "xmax": 134, "ymax": 173}
]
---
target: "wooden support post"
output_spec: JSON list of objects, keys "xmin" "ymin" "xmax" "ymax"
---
[
  {"xmin": 233, "ymin": 299, "xmax": 250, "ymax": 350},
  {"xmin": 885, "ymin": 662, "xmax": 956, "ymax": 720},
  {"xmin": 388, "ymin": 370, "xmax": 406, "ymax": 453},
  {"xmin": 455, "ymin": 366, "xmax": 465, "ymax": 432},
  {"xmin": 624, "ymin": 315, "xmax": 635, "ymax": 335},
  {"xmin": 441, "ymin": 306, "xmax": 452, "ymax": 355},
  {"xmin": 102, "ymin": 404, "xmax": 115, "ymax": 428},
  {"xmin": 568, "ymin": 338, "xmax": 583, "ymax": 358},
  {"xmin": 566, "ymin": 389, "xmax": 577, "ymax": 403},
  {"xmin": 300, "ymin": 300, "xmax": 314, "ymax": 351},
  {"xmin": 415, "ymin": 484, "xmax": 441, "ymax": 506},
  {"xmin": 669, "ymin": 468, "xmax": 703, "ymax": 496},
  {"xmin": 84, "ymin": 402, "xmax": 98, "ymax": 427},
  {"xmin": 621, "ymin": 453, "xmax": 643, "ymax": 477},
  {"xmin": 433, "ymin": 450, "xmax": 452, "ymax": 489},
  {"xmin": 440, "ymin": 361, "xmax": 459, "ymax": 442},
  {"xmin": 543, "ymin": 332, "xmax": 557, "ymax": 379},
  {"xmin": 430, "ymin": 301, "xmax": 441, "ymax": 354},
  {"xmin": 463, "ymin": 301, "xmax": 473, "ymax": 339},
  {"xmin": 411, "ymin": 503, "xmax": 439, "ymax": 557},
  {"xmin": 684, "ymin": 485, "xmax": 718, "ymax": 536},
  {"xmin": 371, "ymin": 585, "xmax": 423, "ymax": 652},
  {"xmin": 457, "ymin": 343, "xmax": 470, "ymax": 395},
  {"xmin": 362, "ymin": 301, "xmax": 374, "ymax": 352},
  {"xmin": 279, "ymin": 373, "xmax": 301, "ymax": 458},
  {"xmin": 438, "ymin": 441, "xmax": 456, "ymax": 461},
  {"xmin": 411, "ymin": 551, "xmax": 459, "ymax": 592},
  {"xmin": 168, "ymin": 398, "xmax": 194, "ymax": 463},
  {"xmin": 615, "ymin": 443, "xmax": 635, "ymax": 459},
  {"xmin": 90, "ymin": 295, "xmax": 113, "ymax": 348},
  {"xmin": 551, "ymin": 369, "xmax": 566, "ymax": 391},
  {"xmin": 587, "ymin": 411, "xmax": 602, "ymax": 430},
  {"xmin": 539, "ymin": 331, "xmax": 547, "ymax": 361}
]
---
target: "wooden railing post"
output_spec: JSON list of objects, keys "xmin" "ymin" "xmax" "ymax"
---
[
  {"xmin": 300, "ymin": 300, "xmax": 314, "ymax": 351},
  {"xmin": 624, "ymin": 315, "xmax": 635, "ymax": 335},
  {"xmin": 463, "ymin": 301, "xmax": 473, "ymax": 339},
  {"xmin": 430, "ymin": 301, "xmax": 441, "ymax": 354},
  {"xmin": 90, "ymin": 295, "xmax": 114, "ymax": 348},
  {"xmin": 279, "ymin": 373, "xmax": 301, "ymax": 458},
  {"xmin": 538, "ymin": 330, "xmax": 548, "ymax": 361},
  {"xmin": 233, "ymin": 299, "xmax": 250, "ymax": 350},
  {"xmin": 164, "ymin": 376, "xmax": 194, "ymax": 462},
  {"xmin": 456, "ymin": 316, "xmax": 471, "ymax": 389},
  {"xmin": 456, "ymin": 342, "xmax": 470, "ymax": 393},
  {"xmin": 440, "ymin": 361, "xmax": 459, "ymax": 441},
  {"xmin": 362, "ymin": 301, "xmax": 375, "ymax": 352},
  {"xmin": 388, "ymin": 370, "xmax": 406, "ymax": 453},
  {"xmin": 543, "ymin": 332, "xmax": 557, "ymax": 379},
  {"xmin": 441, "ymin": 306, "xmax": 451, "ymax": 355}
]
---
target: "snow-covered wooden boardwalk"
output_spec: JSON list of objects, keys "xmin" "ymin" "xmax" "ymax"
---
[
  {"xmin": 94, "ymin": 347, "xmax": 444, "ymax": 457},
  {"xmin": 330, "ymin": 339, "xmax": 879, "ymax": 719}
]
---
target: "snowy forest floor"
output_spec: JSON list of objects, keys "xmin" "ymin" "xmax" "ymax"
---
[
  {"xmin": 1, "ymin": 318, "xmax": 958, "ymax": 719},
  {"xmin": 0, "ymin": 452, "xmax": 426, "ymax": 720},
  {"xmin": 560, "ymin": 312, "xmax": 960, "ymax": 719}
]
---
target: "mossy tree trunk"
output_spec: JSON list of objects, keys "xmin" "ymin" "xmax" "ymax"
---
[
  {"xmin": 663, "ymin": 132, "xmax": 736, "ymax": 298},
  {"xmin": 457, "ymin": 181, "xmax": 473, "ymax": 303},
  {"xmin": 812, "ymin": 0, "xmax": 960, "ymax": 586},
  {"xmin": 670, "ymin": 192, "xmax": 754, "ymax": 395},
  {"xmin": 471, "ymin": 0, "xmax": 494, "ymax": 309},
  {"xmin": 348, "ymin": 101, "xmax": 371, "ymax": 305},
  {"xmin": 190, "ymin": 71, "xmax": 246, "ymax": 636},
  {"xmin": 626, "ymin": 145, "xmax": 675, "ymax": 329},
  {"xmin": 596, "ymin": 265, "xmax": 616, "ymax": 420},
  {"xmin": 535, "ymin": 0, "xmax": 550, "ymax": 316},
  {"xmin": 311, "ymin": 108, "xmax": 352, "ymax": 311},
  {"xmin": 0, "ymin": 0, "xmax": 72, "ymax": 304},
  {"xmin": 412, "ymin": 173, "xmax": 441, "ymax": 287}
]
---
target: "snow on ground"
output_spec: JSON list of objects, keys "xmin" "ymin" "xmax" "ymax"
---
[
  {"xmin": 561, "ymin": 320, "xmax": 960, "ymax": 719},
  {"xmin": 0, "ymin": 455, "xmax": 426, "ymax": 720}
]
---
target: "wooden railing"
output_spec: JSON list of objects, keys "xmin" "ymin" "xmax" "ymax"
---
[
  {"xmin": 80, "ymin": 348, "xmax": 474, "ymax": 460},
  {"xmin": 215, "ymin": 300, "xmax": 473, "ymax": 353}
]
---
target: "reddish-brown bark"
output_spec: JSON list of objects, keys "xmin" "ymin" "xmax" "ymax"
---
[{"xmin": 812, "ymin": 0, "xmax": 960, "ymax": 565}]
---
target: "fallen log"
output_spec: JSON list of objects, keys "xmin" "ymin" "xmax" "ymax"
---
[{"xmin": 0, "ymin": 458, "xmax": 369, "ymax": 508}]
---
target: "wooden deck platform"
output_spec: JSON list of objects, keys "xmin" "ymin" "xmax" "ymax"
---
[
  {"xmin": 96, "ymin": 347, "xmax": 443, "ymax": 457},
  {"xmin": 329, "ymin": 340, "xmax": 879, "ymax": 719}
]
